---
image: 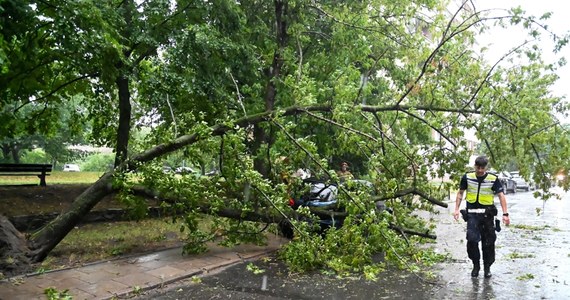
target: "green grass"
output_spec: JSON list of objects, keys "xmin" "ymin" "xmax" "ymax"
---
[
  {"xmin": 37, "ymin": 215, "xmax": 220, "ymax": 273},
  {"xmin": 0, "ymin": 171, "xmax": 103, "ymax": 185},
  {"xmin": 512, "ymin": 224, "xmax": 550, "ymax": 231},
  {"xmin": 40, "ymin": 217, "xmax": 188, "ymax": 272},
  {"xmin": 506, "ymin": 251, "xmax": 536, "ymax": 259},
  {"xmin": 516, "ymin": 273, "xmax": 535, "ymax": 281}
]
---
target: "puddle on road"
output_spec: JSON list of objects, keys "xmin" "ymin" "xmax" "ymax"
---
[{"xmin": 429, "ymin": 189, "xmax": 570, "ymax": 299}]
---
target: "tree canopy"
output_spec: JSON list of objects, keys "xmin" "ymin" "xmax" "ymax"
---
[{"xmin": 1, "ymin": 0, "xmax": 570, "ymax": 277}]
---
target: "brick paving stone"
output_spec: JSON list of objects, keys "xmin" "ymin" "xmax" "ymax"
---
[
  {"xmin": 145, "ymin": 265, "xmax": 187, "ymax": 280},
  {"xmin": 136, "ymin": 249, "xmax": 183, "ymax": 264},
  {"xmin": 135, "ymin": 259, "xmax": 169, "ymax": 270},
  {"xmin": 113, "ymin": 272, "xmax": 160, "ymax": 287},
  {"xmin": 39, "ymin": 277, "xmax": 91, "ymax": 291},
  {"xmin": 76, "ymin": 279, "xmax": 130, "ymax": 298},
  {"xmin": 79, "ymin": 262, "xmax": 125, "ymax": 276},
  {"xmin": 0, "ymin": 289, "xmax": 43, "ymax": 300},
  {"xmin": 137, "ymin": 251, "xmax": 174, "ymax": 261},
  {"xmin": 109, "ymin": 263, "xmax": 146, "ymax": 277},
  {"xmin": 72, "ymin": 269, "xmax": 117, "ymax": 284},
  {"xmin": 0, "ymin": 279, "xmax": 48, "ymax": 297},
  {"xmin": 171, "ymin": 261, "xmax": 204, "ymax": 274},
  {"xmin": 210, "ymin": 251, "xmax": 241, "ymax": 261},
  {"xmin": 64, "ymin": 287, "xmax": 97, "ymax": 299},
  {"xmin": 82, "ymin": 263, "xmax": 146, "ymax": 281},
  {"xmin": 37, "ymin": 269, "xmax": 87, "ymax": 282},
  {"xmin": 0, "ymin": 284, "xmax": 35, "ymax": 300}
]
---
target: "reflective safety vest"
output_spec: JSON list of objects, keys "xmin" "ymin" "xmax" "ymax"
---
[{"xmin": 465, "ymin": 172, "xmax": 496, "ymax": 205}]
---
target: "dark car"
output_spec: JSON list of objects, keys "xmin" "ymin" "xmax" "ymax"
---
[
  {"xmin": 278, "ymin": 179, "xmax": 383, "ymax": 238},
  {"xmin": 497, "ymin": 171, "xmax": 516, "ymax": 194},
  {"xmin": 509, "ymin": 171, "xmax": 530, "ymax": 191}
]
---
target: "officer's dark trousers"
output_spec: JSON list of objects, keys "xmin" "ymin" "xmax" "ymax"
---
[{"xmin": 466, "ymin": 213, "xmax": 496, "ymax": 266}]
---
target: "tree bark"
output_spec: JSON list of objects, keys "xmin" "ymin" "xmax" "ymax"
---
[
  {"xmin": 252, "ymin": 1, "xmax": 288, "ymax": 177},
  {"xmin": 114, "ymin": 75, "xmax": 132, "ymax": 167},
  {"xmin": 11, "ymin": 143, "xmax": 20, "ymax": 164},
  {"xmin": 114, "ymin": 0, "xmax": 134, "ymax": 168},
  {"xmin": 28, "ymin": 173, "xmax": 115, "ymax": 261}
]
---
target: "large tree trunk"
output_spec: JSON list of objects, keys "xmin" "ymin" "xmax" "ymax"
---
[
  {"xmin": 114, "ymin": 75, "xmax": 132, "ymax": 167},
  {"xmin": 252, "ymin": 1, "xmax": 288, "ymax": 177},
  {"xmin": 28, "ymin": 173, "xmax": 115, "ymax": 262},
  {"xmin": 113, "ymin": 0, "xmax": 135, "ymax": 168},
  {"xmin": 11, "ymin": 143, "xmax": 20, "ymax": 164}
]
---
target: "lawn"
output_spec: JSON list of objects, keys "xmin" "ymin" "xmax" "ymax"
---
[
  {"xmin": 0, "ymin": 171, "xmax": 103, "ymax": 185},
  {"xmin": 39, "ymin": 218, "xmax": 187, "ymax": 273}
]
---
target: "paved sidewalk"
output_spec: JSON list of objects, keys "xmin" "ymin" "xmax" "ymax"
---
[{"xmin": 0, "ymin": 234, "xmax": 286, "ymax": 300}]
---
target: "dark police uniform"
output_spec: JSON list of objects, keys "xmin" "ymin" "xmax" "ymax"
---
[{"xmin": 459, "ymin": 171, "xmax": 503, "ymax": 266}]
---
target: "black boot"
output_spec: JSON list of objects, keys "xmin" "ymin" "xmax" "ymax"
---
[
  {"xmin": 471, "ymin": 261, "xmax": 480, "ymax": 277},
  {"xmin": 484, "ymin": 264, "xmax": 492, "ymax": 278}
]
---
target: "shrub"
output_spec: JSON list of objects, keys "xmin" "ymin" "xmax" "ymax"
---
[
  {"xmin": 21, "ymin": 149, "xmax": 49, "ymax": 164},
  {"xmin": 79, "ymin": 153, "xmax": 114, "ymax": 172}
]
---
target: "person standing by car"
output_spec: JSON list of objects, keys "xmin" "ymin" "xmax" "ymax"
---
[
  {"xmin": 336, "ymin": 161, "xmax": 353, "ymax": 182},
  {"xmin": 453, "ymin": 156, "xmax": 510, "ymax": 278}
]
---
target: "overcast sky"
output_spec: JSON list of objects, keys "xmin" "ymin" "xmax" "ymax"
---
[{"xmin": 471, "ymin": 1, "xmax": 570, "ymax": 99}]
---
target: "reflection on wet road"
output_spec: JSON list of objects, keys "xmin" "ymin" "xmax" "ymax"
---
[{"xmin": 430, "ymin": 188, "xmax": 570, "ymax": 299}]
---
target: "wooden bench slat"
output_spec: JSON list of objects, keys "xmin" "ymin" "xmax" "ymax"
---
[
  {"xmin": 0, "ymin": 163, "xmax": 52, "ymax": 167},
  {"xmin": 0, "ymin": 169, "xmax": 53, "ymax": 172},
  {"xmin": 0, "ymin": 168, "xmax": 51, "ymax": 173},
  {"xmin": 0, "ymin": 174, "xmax": 52, "ymax": 176},
  {"xmin": 0, "ymin": 163, "xmax": 53, "ymax": 186},
  {"xmin": 0, "ymin": 165, "xmax": 52, "ymax": 171}
]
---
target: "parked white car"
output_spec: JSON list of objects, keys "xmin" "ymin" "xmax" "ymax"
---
[{"xmin": 63, "ymin": 164, "xmax": 80, "ymax": 172}]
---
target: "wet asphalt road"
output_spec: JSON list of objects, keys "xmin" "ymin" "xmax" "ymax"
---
[
  {"xmin": 431, "ymin": 187, "xmax": 570, "ymax": 299},
  {"xmin": 135, "ymin": 188, "xmax": 570, "ymax": 299}
]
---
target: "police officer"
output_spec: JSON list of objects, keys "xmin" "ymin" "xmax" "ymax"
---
[{"xmin": 453, "ymin": 156, "xmax": 510, "ymax": 278}]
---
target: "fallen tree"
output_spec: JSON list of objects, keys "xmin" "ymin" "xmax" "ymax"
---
[
  {"xmin": 2, "ymin": 0, "xmax": 570, "ymax": 278},
  {"xmin": 0, "ymin": 104, "xmax": 447, "ymax": 275}
]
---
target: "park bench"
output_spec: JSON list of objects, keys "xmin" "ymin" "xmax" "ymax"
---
[{"xmin": 0, "ymin": 163, "xmax": 53, "ymax": 186}]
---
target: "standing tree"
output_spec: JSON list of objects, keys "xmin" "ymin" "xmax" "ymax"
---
[{"xmin": 1, "ymin": 0, "xmax": 569, "ymax": 277}]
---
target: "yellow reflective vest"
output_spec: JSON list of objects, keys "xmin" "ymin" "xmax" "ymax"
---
[{"xmin": 465, "ymin": 172, "xmax": 496, "ymax": 205}]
